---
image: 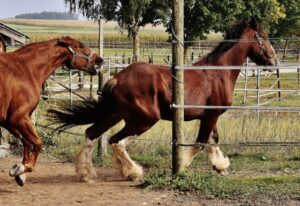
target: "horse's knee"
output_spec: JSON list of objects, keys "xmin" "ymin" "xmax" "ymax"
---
[
  {"xmin": 212, "ymin": 128, "xmax": 219, "ymax": 143},
  {"xmin": 34, "ymin": 138, "xmax": 42, "ymax": 148}
]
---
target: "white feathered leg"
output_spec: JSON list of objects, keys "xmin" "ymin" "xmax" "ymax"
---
[
  {"xmin": 75, "ymin": 137, "xmax": 98, "ymax": 183},
  {"xmin": 207, "ymin": 137, "xmax": 230, "ymax": 175},
  {"xmin": 111, "ymin": 139, "xmax": 143, "ymax": 181}
]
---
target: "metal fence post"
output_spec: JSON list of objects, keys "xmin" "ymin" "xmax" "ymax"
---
[
  {"xmin": 243, "ymin": 58, "xmax": 249, "ymax": 104},
  {"xmin": 256, "ymin": 67, "xmax": 260, "ymax": 121},
  {"xmin": 69, "ymin": 69, "xmax": 73, "ymax": 106},
  {"xmin": 276, "ymin": 68, "xmax": 281, "ymax": 101}
]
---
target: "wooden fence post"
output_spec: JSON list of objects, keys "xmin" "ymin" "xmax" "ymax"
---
[
  {"xmin": 89, "ymin": 75, "xmax": 93, "ymax": 99},
  {"xmin": 0, "ymin": 128, "xmax": 2, "ymax": 145},
  {"xmin": 276, "ymin": 68, "xmax": 281, "ymax": 101},
  {"xmin": 297, "ymin": 51, "xmax": 300, "ymax": 85},
  {"xmin": 78, "ymin": 71, "xmax": 84, "ymax": 90},
  {"xmin": 97, "ymin": 19, "xmax": 108, "ymax": 162},
  {"xmin": 172, "ymin": 0, "xmax": 185, "ymax": 175}
]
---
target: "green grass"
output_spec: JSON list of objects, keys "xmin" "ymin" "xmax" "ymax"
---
[
  {"xmin": 141, "ymin": 171, "xmax": 300, "ymax": 198},
  {"xmin": 141, "ymin": 149, "xmax": 300, "ymax": 199}
]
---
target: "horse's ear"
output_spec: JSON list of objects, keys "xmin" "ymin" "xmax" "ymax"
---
[
  {"xmin": 249, "ymin": 17, "xmax": 259, "ymax": 30},
  {"xmin": 57, "ymin": 37, "xmax": 72, "ymax": 47}
]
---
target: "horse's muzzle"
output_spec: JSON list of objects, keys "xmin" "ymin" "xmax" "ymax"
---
[{"xmin": 91, "ymin": 64, "xmax": 102, "ymax": 75}]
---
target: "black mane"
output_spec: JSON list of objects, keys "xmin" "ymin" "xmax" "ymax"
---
[{"xmin": 207, "ymin": 20, "xmax": 262, "ymax": 62}]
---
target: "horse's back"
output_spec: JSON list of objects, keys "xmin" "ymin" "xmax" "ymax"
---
[{"xmin": 110, "ymin": 62, "xmax": 172, "ymax": 121}]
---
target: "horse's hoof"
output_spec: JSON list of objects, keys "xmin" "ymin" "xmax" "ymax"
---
[
  {"xmin": 218, "ymin": 169, "xmax": 228, "ymax": 176},
  {"xmin": 15, "ymin": 173, "xmax": 26, "ymax": 186},
  {"xmin": 80, "ymin": 176, "xmax": 95, "ymax": 183},
  {"xmin": 212, "ymin": 166, "xmax": 229, "ymax": 176},
  {"xmin": 9, "ymin": 164, "xmax": 25, "ymax": 177}
]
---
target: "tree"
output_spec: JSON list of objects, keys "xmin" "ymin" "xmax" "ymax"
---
[
  {"xmin": 268, "ymin": 0, "xmax": 300, "ymax": 60},
  {"xmin": 270, "ymin": 0, "xmax": 300, "ymax": 37},
  {"xmin": 102, "ymin": 0, "xmax": 169, "ymax": 61},
  {"xmin": 65, "ymin": 0, "xmax": 169, "ymax": 61},
  {"xmin": 163, "ymin": 0, "xmax": 285, "ymax": 64}
]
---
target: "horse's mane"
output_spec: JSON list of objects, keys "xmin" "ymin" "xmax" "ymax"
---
[
  {"xmin": 207, "ymin": 20, "xmax": 262, "ymax": 63},
  {"xmin": 15, "ymin": 39, "xmax": 57, "ymax": 53}
]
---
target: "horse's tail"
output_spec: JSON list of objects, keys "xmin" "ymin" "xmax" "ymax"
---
[{"xmin": 48, "ymin": 77, "xmax": 118, "ymax": 132}]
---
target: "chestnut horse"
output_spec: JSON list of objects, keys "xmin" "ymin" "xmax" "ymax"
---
[
  {"xmin": 0, "ymin": 37, "xmax": 103, "ymax": 186},
  {"xmin": 49, "ymin": 19, "xmax": 278, "ymax": 182}
]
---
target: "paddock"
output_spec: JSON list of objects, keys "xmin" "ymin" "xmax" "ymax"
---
[{"xmin": 0, "ymin": 26, "xmax": 300, "ymax": 205}]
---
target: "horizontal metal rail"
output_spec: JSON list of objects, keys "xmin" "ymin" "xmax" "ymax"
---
[
  {"xmin": 171, "ymin": 104, "xmax": 300, "ymax": 111},
  {"xmin": 175, "ymin": 65, "xmax": 299, "ymax": 70},
  {"xmin": 36, "ymin": 124, "xmax": 300, "ymax": 147}
]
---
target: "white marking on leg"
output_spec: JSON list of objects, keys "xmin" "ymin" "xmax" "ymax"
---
[
  {"xmin": 181, "ymin": 146, "xmax": 201, "ymax": 168},
  {"xmin": 75, "ymin": 137, "xmax": 98, "ymax": 182},
  {"xmin": 207, "ymin": 137, "xmax": 230, "ymax": 175},
  {"xmin": 111, "ymin": 142, "xmax": 143, "ymax": 181},
  {"xmin": 9, "ymin": 163, "xmax": 25, "ymax": 176}
]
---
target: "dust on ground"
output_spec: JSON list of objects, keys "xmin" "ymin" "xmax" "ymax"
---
[{"xmin": 0, "ymin": 156, "xmax": 299, "ymax": 206}]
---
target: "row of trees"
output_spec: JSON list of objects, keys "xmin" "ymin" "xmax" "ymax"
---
[
  {"xmin": 15, "ymin": 11, "xmax": 79, "ymax": 20},
  {"xmin": 64, "ymin": 0, "xmax": 300, "ymax": 61}
]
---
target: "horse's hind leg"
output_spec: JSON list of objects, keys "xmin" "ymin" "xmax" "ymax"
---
[{"xmin": 76, "ymin": 116, "xmax": 121, "ymax": 182}]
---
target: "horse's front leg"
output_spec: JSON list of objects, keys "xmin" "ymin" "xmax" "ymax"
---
[
  {"xmin": 197, "ymin": 117, "xmax": 230, "ymax": 175},
  {"xmin": 109, "ymin": 124, "xmax": 148, "ymax": 181},
  {"xmin": 9, "ymin": 116, "xmax": 42, "ymax": 186}
]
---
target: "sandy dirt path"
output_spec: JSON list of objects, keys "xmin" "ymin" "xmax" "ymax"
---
[
  {"xmin": 0, "ymin": 156, "xmax": 205, "ymax": 206},
  {"xmin": 1, "ymin": 156, "xmax": 299, "ymax": 206}
]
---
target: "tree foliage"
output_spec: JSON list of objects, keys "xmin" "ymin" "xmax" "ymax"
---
[
  {"xmin": 64, "ymin": 0, "xmax": 102, "ymax": 19},
  {"xmin": 270, "ymin": 0, "xmax": 300, "ymax": 37},
  {"xmin": 65, "ymin": 0, "xmax": 169, "ymax": 59},
  {"xmin": 164, "ymin": 0, "xmax": 286, "ymax": 47}
]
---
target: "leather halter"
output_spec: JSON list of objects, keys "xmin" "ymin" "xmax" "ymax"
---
[
  {"xmin": 67, "ymin": 46, "xmax": 94, "ymax": 69},
  {"xmin": 254, "ymin": 31, "xmax": 276, "ymax": 60}
]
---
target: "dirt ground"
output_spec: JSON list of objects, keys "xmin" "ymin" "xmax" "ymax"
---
[{"xmin": 0, "ymin": 156, "xmax": 299, "ymax": 206}]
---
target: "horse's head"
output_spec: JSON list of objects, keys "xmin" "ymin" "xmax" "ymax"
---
[
  {"xmin": 58, "ymin": 37, "xmax": 103, "ymax": 75},
  {"xmin": 246, "ymin": 18, "xmax": 279, "ymax": 70}
]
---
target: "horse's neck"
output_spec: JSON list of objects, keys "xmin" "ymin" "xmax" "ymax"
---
[
  {"xmin": 15, "ymin": 45, "xmax": 68, "ymax": 86},
  {"xmin": 221, "ymin": 41, "xmax": 249, "ymax": 81},
  {"xmin": 195, "ymin": 40, "xmax": 250, "ymax": 89}
]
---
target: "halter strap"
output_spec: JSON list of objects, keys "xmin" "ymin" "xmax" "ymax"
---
[
  {"xmin": 254, "ymin": 31, "xmax": 276, "ymax": 59},
  {"xmin": 67, "ymin": 46, "xmax": 94, "ymax": 69}
]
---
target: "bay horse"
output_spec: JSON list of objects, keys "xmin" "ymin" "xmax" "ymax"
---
[
  {"xmin": 0, "ymin": 37, "xmax": 103, "ymax": 186},
  {"xmin": 49, "ymin": 19, "xmax": 278, "ymax": 182}
]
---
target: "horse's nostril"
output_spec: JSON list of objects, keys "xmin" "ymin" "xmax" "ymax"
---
[{"xmin": 98, "ymin": 58, "xmax": 104, "ymax": 65}]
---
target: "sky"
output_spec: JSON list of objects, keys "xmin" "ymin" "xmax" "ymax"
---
[{"xmin": 0, "ymin": 0, "xmax": 70, "ymax": 18}]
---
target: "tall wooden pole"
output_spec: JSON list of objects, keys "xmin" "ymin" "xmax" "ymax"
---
[
  {"xmin": 172, "ymin": 0, "xmax": 185, "ymax": 175},
  {"xmin": 97, "ymin": 19, "xmax": 108, "ymax": 160}
]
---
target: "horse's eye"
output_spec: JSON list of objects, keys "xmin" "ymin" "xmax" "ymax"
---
[{"xmin": 80, "ymin": 43, "xmax": 85, "ymax": 48}]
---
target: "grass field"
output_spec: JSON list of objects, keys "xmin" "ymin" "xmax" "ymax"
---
[{"xmin": 0, "ymin": 18, "xmax": 169, "ymax": 43}]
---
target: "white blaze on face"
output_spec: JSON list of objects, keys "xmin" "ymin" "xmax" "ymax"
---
[{"xmin": 267, "ymin": 42, "xmax": 279, "ymax": 66}]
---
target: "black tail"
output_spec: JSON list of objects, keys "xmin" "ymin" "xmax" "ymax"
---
[
  {"xmin": 48, "ymin": 77, "xmax": 118, "ymax": 132},
  {"xmin": 48, "ymin": 99, "xmax": 103, "ymax": 132}
]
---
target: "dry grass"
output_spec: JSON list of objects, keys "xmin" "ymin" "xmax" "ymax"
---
[{"xmin": 0, "ymin": 18, "xmax": 165, "ymax": 31}]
